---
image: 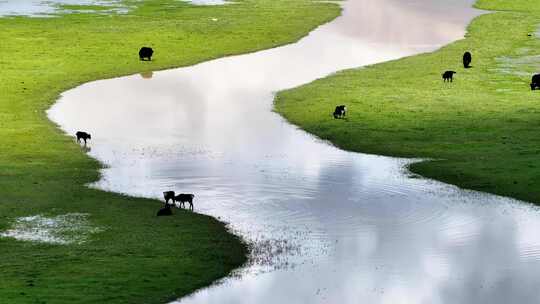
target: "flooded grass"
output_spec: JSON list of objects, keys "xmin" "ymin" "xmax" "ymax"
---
[
  {"xmin": 0, "ymin": 0, "xmax": 339, "ymax": 303},
  {"xmin": 0, "ymin": 213, "xmax": 103, "ymax": 245},
  {"xmin": 0, "ymin": 0, "xmax": 232, "ymax": 17},
  {"xmin": 0, "ymin": 0, "xmax": 127, "ymax": 17},
  {"xmin": 275, "ymin": 0, "xmax": 540, "ymax": 205},
  {"xmin": 56, "ymin": 4, "xmax": 130, "ymax": 16}
]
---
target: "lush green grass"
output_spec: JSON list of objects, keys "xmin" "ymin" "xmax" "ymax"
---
[
  {"xmin": 275, "ymin": 0, "xmax": 540, "ymax": 204},
  {"xmin": 0, "ymin": 1, "xmax": 340, "ymax": 303}
]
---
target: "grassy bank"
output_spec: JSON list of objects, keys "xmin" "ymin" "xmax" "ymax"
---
[
  {"xmin": 275, "ymin": 0, "xmax": 540, "ymax": 204},
  {"xmin": 0, "ymin": 1, "xmax": 340, "ymax": 303}
]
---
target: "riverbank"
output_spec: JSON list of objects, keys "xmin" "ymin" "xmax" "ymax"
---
[
  {"xmin": 275, "ymin": 0, "xmax": 540, "ymax": 204},
  {"xmin": 0, "ymin": 1, "xmax": 340, "ymax": 303}
]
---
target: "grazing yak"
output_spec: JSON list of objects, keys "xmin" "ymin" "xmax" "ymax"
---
[
  {"xmin": 163, "ymin": 191, "xmax": 175, "ymax": 205},
  {"xmin": 442, "ymin": 71, "xmax": 456, "ymax": 82},
  {"xmin": 139, "ymin": 47, "xmax": 154, "ymax": 61},
  {"xmin": 174, "ymin": 193, "xmax": 195, "ymax": 210},
  {"xmin": 333, "ymin": 105, "xmax": 347, "ymax": 119},
  {"xmin": 75, "ymin": 131, "xmax": 91, "ymax": 145},
  {"xmin": 463, "ymin": 51, "xmax": 472, "ymax": 68},
  {"xmin": 157, "ymin": 205, "xmax": 173, "ymax": 216},
  {"xmin": 531, "ymin": 74, "xmax": 540, "ymax": 90}
]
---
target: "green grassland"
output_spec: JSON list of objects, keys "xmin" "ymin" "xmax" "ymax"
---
[
  {"xmin": 275, "ymin": 0, "xmax": 540, "ymax": 204},
  {"xmin": 0, "ymin": 1, "xmax": 340, "ymax": 303}
]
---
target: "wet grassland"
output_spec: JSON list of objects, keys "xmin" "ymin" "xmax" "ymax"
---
[{"xmin": 0, "ymin": 1, "xmax": 340, "ymax": 303}]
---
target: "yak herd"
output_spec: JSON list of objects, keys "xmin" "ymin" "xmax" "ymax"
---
[
  {"xmin": 157, "ymin": 191, "xmax": 195, "ymax": 216},
  {"xmin": 333, "ymin": 50, "xmax": 540, "ymax": 119},
  {"xmin": 72, "ymin": 46, "xmax": 540, "ymax": 216},
  {"xmin": 75, "ymin": 47, "xmax": 194, "ymax": 217}
]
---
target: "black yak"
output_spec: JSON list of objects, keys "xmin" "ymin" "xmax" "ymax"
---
[
  {"xmin": 442, "ymin": 71, "xmax": 456, "ymax": 82},
  {"xmin": 333, "ymin": 105, "xmax": 347, "ymax": 119},
  {"xmin": 139, "ymin": 47, "xmax": 154, "ymax": 61},
  {"xmin": 174, "ymin": 193, "xmax": 195, "ymax": 210},
  {"xmin": 531, "ymin": 74, "xmax": 540, "ymax": 90},
  {"xmin": 157, "ymin": 205, "xmax": 173, "ymax": 216},
  {"xmin": 75, "ymin": 131, "xmax": 91, "ymax": 144},
  {"xmin": 463, "ymin": 51, "xmax": 472, "ymax": 68},
  {"xmin": 163, "ymin": 191, "xmax": 175, "ymax": 205}
]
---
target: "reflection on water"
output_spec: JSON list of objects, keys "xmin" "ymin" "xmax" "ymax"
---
[
  {"xmin": 184, "ymin": 0, "xmax": 228, "ymax": 5},
  {"xmin": 140, "ymin": 71, "xmax": 153, "ymax": 79},
  {"xmin": 48, "ymin": 0, "xmax": 540, "ymax": 303}
]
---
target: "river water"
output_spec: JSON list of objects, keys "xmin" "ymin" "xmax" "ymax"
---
[{"xmin": 48, "ymin": 1, "xmax": 540, "ymax": 303}]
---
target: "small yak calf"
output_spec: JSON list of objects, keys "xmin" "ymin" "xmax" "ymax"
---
[
  {"xmin": 76, "ymin": 131, "xmax": 91, "ymax": 145},
  {"xmin": 333, "ymin": 105, "xmax": 347, "ymax": 119},
  {"xmin": 442, "ymin": 71, "xmax": 456, "ymax": 82}
]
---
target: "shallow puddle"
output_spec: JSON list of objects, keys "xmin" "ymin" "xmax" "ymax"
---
[
  {"xmin": 0, "ymin": 0, "xmax": 125, "ymax": 17},
  {"xmin": 0, "ymin": 0, "xmax": 219, "ymax": 17},
  {"xmin": 0, "ymin": 213, "xmax": 102, "ymax": 244},
  {"xmin": 48, "ymin": 0, "xmax": 540, "ymax": 303}
]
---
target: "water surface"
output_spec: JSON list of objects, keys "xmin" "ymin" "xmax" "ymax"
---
[
  {"xmin": 0, "ymin": 0, "xmax": 124, "ymax": 16},
  {"xmin": 48, "ymin": 1, "xmax": 540, "ymax": 303}
]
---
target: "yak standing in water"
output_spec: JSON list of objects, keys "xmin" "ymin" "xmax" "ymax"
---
[
  {"xmin": 463, "ymin": 51, "xmax": 472, "ymax": 68},
  {"xmin": 76, "ymin": 131, "xmax": 91, "ymax": 145},
  {"xmin": 531, "ymin": 74, "xmax": 540, "ymax": 90},
  {"xmin": 333, "ymin": 105, "xmax": 347, "ymax": 119},
  {"xmin": 442, "ymin": 71, "xmax": 456, "ymax": 82},
  {"xmin": 139, "ymin": 47, "xmax": 154, "ymax": 61}
]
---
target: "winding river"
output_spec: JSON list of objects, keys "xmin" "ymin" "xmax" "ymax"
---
[{"xmin": 47, "ymin": 1, "xmax": 540, "ymax": 303}]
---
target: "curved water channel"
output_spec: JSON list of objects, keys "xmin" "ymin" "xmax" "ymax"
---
[{"xmin": 48, "ymin": 1, "xmax": 540, "ymax": 303}]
